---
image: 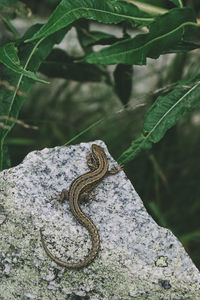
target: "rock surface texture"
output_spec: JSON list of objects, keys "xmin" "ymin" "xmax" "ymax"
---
[{"xmin": 0, "ymin": 141, "xmax": 200, "ymax": 300}]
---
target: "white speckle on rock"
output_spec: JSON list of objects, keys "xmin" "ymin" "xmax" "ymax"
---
[
  {"xmin": 75, "ymin": 290, "xmax": 86, "ymax": 297},
  {"xmin": 24, "ymin": 293, "xmax": 36, "ymax": 299},
  {"xmin": 47, "ymin": 281, "xmax": 60, "ymax": 290},
  {"xmin": 0, "ymin": 140, "xmax": 200, "ymax": 299},
  {"xmin": 43, "ymin": 271, "xmax": 57, "ymax": 282},
  {"xmin": 3, "ymin": 263, "xmax": 11, "ymax": 275}
]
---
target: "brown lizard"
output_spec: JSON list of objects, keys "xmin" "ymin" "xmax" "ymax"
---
[{"xmin": 40, "ymin": 144, "xmax": 120, "ymax": 269}]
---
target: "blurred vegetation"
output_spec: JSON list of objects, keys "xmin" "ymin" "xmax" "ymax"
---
[{"xmin": 1, "ymin": 0, "xmax": 200, "ymax": 270}]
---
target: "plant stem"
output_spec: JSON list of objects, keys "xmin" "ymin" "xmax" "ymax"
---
[
  {"xmin": 125, "ymin": 0, "xmax": 168, "ymax": 16},
  {"xmin": 0, "ymin": 15, "xmax": 19, "ymax": 39}
]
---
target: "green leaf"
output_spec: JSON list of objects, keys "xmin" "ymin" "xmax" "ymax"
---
[
  {"xmin": 39, "ymin": 48, "xmax": 110, "ymax": 83},
  {"xmin": 169, "ymin": 0, "xmax": 183, "ymax": 8},
  {"xmin": 144, "ymin": 76, "xmax": 200, "ymax": 143},
  {"xmin": 114, "ymin": 64, "xmax": 133, "ymax": 105},
  {"xmin": 25, "ymin": 0, "xmax": 153, "ymax": 42},
  {"xmin": 162, "ymin": 41, "xmax": 200, "ymax": 54},
  {"xmin": 118, "ymin": 135, "xmax": 152, "ymax": 164},
  {"xmin": 84, "ymin": 8, "xmax": 198, "ymax": 65},
  {"xmin": 0, "ymin": 25, "xmax": 68, "ymax": 169},
  {"xmin": 0, "ymin": 43, "xmax": 48, "ymax": 83},
  {"xmin": 118, "ymin": 74, "xmax": 200, "ymax": 164}
]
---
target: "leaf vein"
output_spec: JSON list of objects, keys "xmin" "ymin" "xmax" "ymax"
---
[
  {"xmin": 91, "ymin": 21, "xmax": 198, "ymax": 61},
  {"xmin": 34, "ymin": 6, "xmax": 154, "ymax": 39}
]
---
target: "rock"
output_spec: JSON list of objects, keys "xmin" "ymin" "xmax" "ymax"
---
[{"xmin": 0, "ymin": 141, "xmax": 200, "ymax": 299}]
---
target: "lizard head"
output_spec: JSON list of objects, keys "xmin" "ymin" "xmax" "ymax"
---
[{"xmin": 91, "ymin": 144, "xmax": 105, "ymax": 154}]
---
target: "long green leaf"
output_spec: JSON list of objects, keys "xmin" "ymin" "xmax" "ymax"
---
[
  {"xmin": 118, "ymin": 135, "xmax": 152, "ymax": 164},
  {"xmin": 0, "ymin": 43, "xmax": 48, "ymax": 83},
  {"xmin": 0, "ymin": 25, "xmax": 68, "ymax": 169},
  {"xmin": 25, "ymin": 0, "xmax": 153, "ymax": 43},
  {"xmin": 144, "ymin": 77, "xmax": 200, "ymax": 142},
  {"xmin": 118, "ymin": 74, "xmax": 200, "ymax": 164},
  {"xmin": 84, "ymin": 8, "xmax": 198, "ymax": 65}
]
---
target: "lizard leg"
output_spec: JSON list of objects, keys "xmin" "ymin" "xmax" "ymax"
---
[
  {"xmin": 107, "ymin": 164, "xmax": 122, "ymax": 175},
  {"xmin": 56, "ymin": 189, "xmax": 69, "ymax": 205},
  {"xmin": 57, "ymin": 190, "xmax": 93, "ymax": 205}
]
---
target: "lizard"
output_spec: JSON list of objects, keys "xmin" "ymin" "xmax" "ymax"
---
[{"xmin": 40, "ymin": 144, "xmax": 120, "ymax": 269}]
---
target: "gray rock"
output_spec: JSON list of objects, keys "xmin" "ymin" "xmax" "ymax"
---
[{"xmin": 0, "ymin": 141, "xmax": 200, "ymax": 300}]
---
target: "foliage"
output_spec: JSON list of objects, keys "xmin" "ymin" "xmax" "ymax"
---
[{"xmin": 0, "ymin": 0, "xmax": 200, "ymax": 268}]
